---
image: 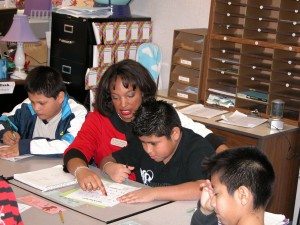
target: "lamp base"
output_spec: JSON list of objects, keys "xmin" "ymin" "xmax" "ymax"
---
[{"xmin": 10, "ymin": 68, "xmax": 27, "ymax": 80}]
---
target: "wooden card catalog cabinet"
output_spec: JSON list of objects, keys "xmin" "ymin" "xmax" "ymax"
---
[
  {"xmin": 168, "ymin": 29, "xmax": 207, "ymax": 103},
  {"xmin": 204, "ymin": 0, "xmax": 300, "ymax": 126}
]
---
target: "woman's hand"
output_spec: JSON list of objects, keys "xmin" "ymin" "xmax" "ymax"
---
[{"xmin": 75, "ymin": 167, "xmax": 107, "ymax": 195}]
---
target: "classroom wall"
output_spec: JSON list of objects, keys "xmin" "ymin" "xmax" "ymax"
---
[{"xmin": 130, "ymin": 0, "xmax": 211, "ymax": 90}]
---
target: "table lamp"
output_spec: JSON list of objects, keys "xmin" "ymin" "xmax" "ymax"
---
[
  {"xmin": 1, "ymin": 14, "xmax": 38, "ymax": 80},
  {"xmin": 270, "ymin": 99, "xmax": 285, "ymax": 130}
]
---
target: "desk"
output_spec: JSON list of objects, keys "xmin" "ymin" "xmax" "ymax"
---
[
  {"xmin": 12, "ymin": 182, "xmax": 195, "ymax": 225},
  {"xmin": 0, "ymin": 155, "xmax": 62, "ymax": 178},
  {"xmin": 157, "ymin": 90, "xmax": 300, "ymax": 219},
  {"xmin": 8, "ymin": 160, "xmax": 170, "ymax": 223},
  {"xmin": 110, "ymin": 200, "xmax": 197, "ymax": 225},
  {"xmin": 186, "ymin": 113, "xmax": 299, "ymax": 219},
  {"xmin": 11, "ymin": 179, "xmax": 169, "ymax": 223},
  {"xmin": 11, "ymin": 184, "xmax": 103, "ymax": 225}
]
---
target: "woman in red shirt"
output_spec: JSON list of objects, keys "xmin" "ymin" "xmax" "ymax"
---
[{"xmin": 63, "ymin": 59, "xmax": 226, "ymax": 194}]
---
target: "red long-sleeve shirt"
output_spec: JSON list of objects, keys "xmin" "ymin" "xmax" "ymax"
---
[
  {"xmin": 64, "ymin": 111, "xmax": 127, "ymax": 166},
  {"xmin": 0, "ymin": 178, "xmax": 23, "ymax": 225}
]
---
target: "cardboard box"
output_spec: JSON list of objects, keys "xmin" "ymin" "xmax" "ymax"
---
[
  {"xmin": 85, "ymin": 66, "xmax": 109, "ymax": 90},
  {"xmin": 114, "ymin": 44, "xmax": 129, "ymax": 62},
  {"xmin": 93, "ymin": 44, "xmax": 114, "ymax": 68},
  {"xmin": 115, "ymin": 22, "xmax": 130, "ymax": 44},
  {"xmin": 102, "ymin": 22, "xmax": 116, "ymax": 45},
  {"xmin": 24, "ymin": 39, "xmax": 47, "ymax": 67}
]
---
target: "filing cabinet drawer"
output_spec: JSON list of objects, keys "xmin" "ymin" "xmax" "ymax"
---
[
  {"xmin": 51, "ymin": 15, "xmax": 89, "ymax": 62},
  {"xmin": 50, "ymin": 57, "xmax": 86, "ymax": 88},
  {"xmin": 170, "ymin": 65, "xmax": 200, "ymax": 86}
]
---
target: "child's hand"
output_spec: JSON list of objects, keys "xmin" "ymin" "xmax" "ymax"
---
[
  {"xmin": 0, "ymin": 144, "xmax": 19, "ymax": 157},
  {"xmin": 200, "ymin": 179, "xmax": 214, "ymax": 215},
  {"xmin": 2, "ymin": 131, "xmax": 20, "ymax": 146},
  {"xmin": 118, "ymin": 188, "xmax": 156, "ymax": 203},
  {"xmin": 104, "ymin": 162, "xmax": 134, "ymax": 183}
]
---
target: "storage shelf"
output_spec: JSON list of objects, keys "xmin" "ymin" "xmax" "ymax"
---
[
  {"xmin": 168, "ymin": 29, "xmax": 207, "ymax": 103},
  {"xmin": 204, "ymin": 0, "xmax": 300, "ymax": 127}
]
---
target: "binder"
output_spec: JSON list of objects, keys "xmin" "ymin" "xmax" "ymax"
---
[{"xmin": 13, "ymin": 165, "xmax": 77, "ymax": 192}]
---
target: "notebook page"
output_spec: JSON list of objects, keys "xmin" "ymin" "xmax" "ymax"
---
[{"xmin": 14, "ymin": 165, "xmax": 77, "ymax": 192}]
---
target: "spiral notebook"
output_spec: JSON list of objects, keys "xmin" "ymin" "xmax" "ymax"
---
[{"xmin": 14, "ymin": 165, "xmax": 77, "ymax": 192}]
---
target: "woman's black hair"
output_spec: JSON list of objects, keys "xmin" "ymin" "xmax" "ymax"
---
[{"xmin": 94, "ymin": 59, "xmax": 157, "ymax": 116}]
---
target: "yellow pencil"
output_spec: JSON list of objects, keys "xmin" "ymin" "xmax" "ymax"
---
[{"xmin": 59, "ymin": 210, "xmax": 64, "ymax": 224}]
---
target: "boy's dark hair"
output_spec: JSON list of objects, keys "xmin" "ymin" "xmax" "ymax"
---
[
  {"xmin": 25, "ymin": 66, "xmax": 66, "ymax": 99},
  {"xmin": 132, "ymin": 100, "xmax": 182, "ymax": 138},
  {"xmin": 203, "ymin": 147, "xmax": 275, "ymax": 209},
  {"xmin": 94, "ymin": 59, "xmax": 157, "ymax": 116}
]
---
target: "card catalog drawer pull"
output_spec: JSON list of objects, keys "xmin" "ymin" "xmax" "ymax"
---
[
  {"xmin": 62, "ymin": 65, "xmax": 71, "ymax": 74},
  {"xmin": 64, "ymin": 24, "xmax": 73, "ymax": 33}
]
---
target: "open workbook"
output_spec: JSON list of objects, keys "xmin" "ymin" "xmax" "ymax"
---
[{"xmin": 14, "ymin": 165, "xmax": 77, "ymax": 192}]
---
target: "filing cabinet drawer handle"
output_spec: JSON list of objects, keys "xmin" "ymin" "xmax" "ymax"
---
[
  {"xmin": 62, "ymin": 65, "xmax": 72, "ymax": 74},
  {"xmin": 64, "ymin": 24, "xmax": 73, "ymax": 33},
  {"xmin": 59, "ymin": 38, "xmax": 75, "ymax": 44},
  {"xmin": 63, "ymin": 81, "xmax": 71, "ymax": 85}
]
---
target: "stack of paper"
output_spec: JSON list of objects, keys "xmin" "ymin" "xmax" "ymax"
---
[
  {"xmin": 180, "ymin": 104, "xmax": 228, "ymax": 119},
  {"xmin": 14, "ymin": 165, "xmax": 77, "ymax": 192},
  {"xmin": 218, "ymin": 111, "xmax": 267, "ymax": 128}
]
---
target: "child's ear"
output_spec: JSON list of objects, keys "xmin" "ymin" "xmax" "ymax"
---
[
  {"xmin": 57, "ymin": 91, "xmax": 65, "ymax": 103},
  {"xmin": 171, "ymin": 127, "xmax": 181, "ymax": 141},
  {"xmin": 237, "ymin": 186, "xmax": 251, "ymax": 206}
]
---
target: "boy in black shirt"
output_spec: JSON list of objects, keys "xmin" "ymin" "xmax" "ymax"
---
[
  {"xmin": 100, "ymin": 100, "xmax": 215, "ymax": 203},
  {"xmin": 191, "ymin": 147, "xmax": 275, "ymax": 225}
]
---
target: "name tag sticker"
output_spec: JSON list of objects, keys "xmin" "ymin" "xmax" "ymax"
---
[{"xmin": 110, "ymin": 138, "xmax": 127, "ymax": 148}]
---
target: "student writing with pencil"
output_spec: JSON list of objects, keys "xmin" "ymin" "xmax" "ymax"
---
[{"xmin": 0, "ymin": 66, "xmax": 87, "ymax": 157}]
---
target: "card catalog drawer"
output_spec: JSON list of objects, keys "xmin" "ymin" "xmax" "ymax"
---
[
  {"xmin": 173, "ymin": 49, "xmax": 202, "ymax": 69},
  {"xmin": 170, "ymin": 65, "xmax": 200, "ymax": 86},
  {"xmin": 169, "ymin": 82, "xmax": 198, "ymax": 102},
  {"xmin": 174, "ymin": 31, "xmax": 205, "ymax": 52}
]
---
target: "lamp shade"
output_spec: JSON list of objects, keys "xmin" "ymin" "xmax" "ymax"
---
[{"xmin": 1, "ymin": 14, "xmax": 38, "ymax": 43}]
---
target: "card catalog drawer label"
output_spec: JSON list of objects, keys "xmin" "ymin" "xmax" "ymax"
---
[
  {"xmin": 177, "ymin": 92, "xmax": 188, "ymax": 99},
  {"xmin": 180, "ymin": 59, "xmax": 192, "ymax": 66},
  {"xmin": 178, "ymin": 76, "xmax": 190, "ymax": 83}
]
